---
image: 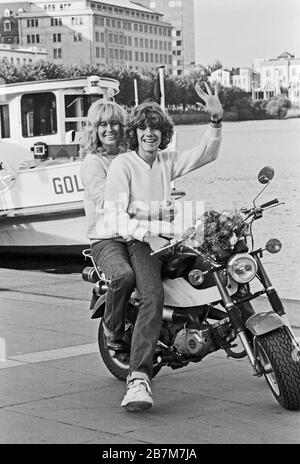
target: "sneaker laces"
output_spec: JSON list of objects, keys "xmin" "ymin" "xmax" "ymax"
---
[{"xmin": 127, "ymin": 379, "xmax": 152, "ymax": 395}]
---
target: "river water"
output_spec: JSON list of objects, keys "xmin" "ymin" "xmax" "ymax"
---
[{"xmin": 174, "ymin": 118, "xmax": 300, "ymax": 300}]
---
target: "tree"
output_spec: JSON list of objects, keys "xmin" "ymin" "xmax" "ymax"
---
[
  {"xmin": 217, "ymin": 86, "xmax": 249, "ymax": 112},
  {"xmin": 265, "ymin": 94, "xmax": 292, "ymax": 118},
  {"xmin": 206, "ymin": 60, "xmax": 223, "ymax": 74}
]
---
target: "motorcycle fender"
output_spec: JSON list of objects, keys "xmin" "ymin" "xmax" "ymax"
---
[
  {"xmin": 91, "ymin": 294, "xmax": 106, "ymax": 320},
  {"xmin": 245, "ymin": 311, "xmax": 284, "ymax": 336}
]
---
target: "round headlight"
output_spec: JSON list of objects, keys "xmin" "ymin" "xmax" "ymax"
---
[{"xmin": 227, "ymin": 254, "xmax": 257, "ymax": 283}]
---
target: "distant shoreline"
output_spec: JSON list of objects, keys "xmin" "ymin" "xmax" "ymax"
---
[{"xmin": 171, "ymin": 111, "xmax": 300, "ymax": 125}]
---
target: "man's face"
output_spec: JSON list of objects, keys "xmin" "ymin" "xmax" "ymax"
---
[
  {"xmin": 136, "ymin": 125, "xmax": 162, "ymax": 155},
  {"xmin": 97, "ymin": 120, "xmax": 121, "ymax": 150}
]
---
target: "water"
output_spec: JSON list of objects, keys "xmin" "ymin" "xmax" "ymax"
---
[{"xmin": 174, "ymin": 118, "xmax": 300, "ymax": 300}]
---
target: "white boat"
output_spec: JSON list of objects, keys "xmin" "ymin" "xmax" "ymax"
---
[{"xmin": 0, "ymin": 75, "xmax": 120, "ymax": 256}]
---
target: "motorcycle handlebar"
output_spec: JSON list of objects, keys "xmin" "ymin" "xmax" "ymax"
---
[
  {"xmin": 259, "ymin": 198, "xmax": 279, "ymax": 209},
  {"xmin": 150, "ymin": 238, "xmax": 184, "ymax": 256}
]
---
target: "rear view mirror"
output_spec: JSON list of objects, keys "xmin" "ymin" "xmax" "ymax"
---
[{"xmin": 258, "ymin": 166, "xmax": 274, "ymax": 184}]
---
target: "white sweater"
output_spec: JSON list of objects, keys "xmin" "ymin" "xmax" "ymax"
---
[{"xmin": 96, "ymin": 126, "xmax": 222, "ymax": 241}]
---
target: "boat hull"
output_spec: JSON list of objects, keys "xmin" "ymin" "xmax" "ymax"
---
[{"xmin": 0, "ymin": 201, "xmax": 89, "ymax": 258}]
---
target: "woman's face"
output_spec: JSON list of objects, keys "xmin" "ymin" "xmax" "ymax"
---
[
  {"xmin": 97, "ymin": 119, "xmax": 122, "ymax": 152},
  {"xmin": 136, "ymin": 125, "xmax": 162, "ymax": 156}
]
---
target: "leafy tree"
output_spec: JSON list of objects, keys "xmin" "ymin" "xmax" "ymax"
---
[
  {"xmin": 206, "ymin": 60, "xmax": 223, "ymax": 74},
  {"xmin": 265, "ymin": 94, "xmax": 292, "ymax": 118},
  {"xmin": 0, "ymin": 59, "xmax": 293, "ymax": 121},
  {"xmin": 251, "ymin": 99, "xmax": 267, "ymax": 119},
  {"xmin": 217, "ymin": 86, "xmax": 249, "ymax": 112}
]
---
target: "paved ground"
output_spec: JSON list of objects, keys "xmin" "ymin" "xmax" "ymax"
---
[{"xmin": 0, "ymin": 267, "xmax": 299, "ymax": 444}]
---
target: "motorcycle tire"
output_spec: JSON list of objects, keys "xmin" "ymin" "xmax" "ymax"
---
[
  {"xmin": 98, "ymin": 318, "xmax": 162, "ymax": 382},
  {"xmin": 256, "ymin": 326, "xmax": 300, "ymax": 411}
]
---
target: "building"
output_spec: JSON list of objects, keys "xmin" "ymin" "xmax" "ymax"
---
[
  {"xmin": 208, "ymin": 68, "xmax": 231, "ymax": 88},
  {"xmin": 136, "ymin": 0, "xmax": 195, "ymax": 76},
  {"xmin": 0, "ymin": 43, "xmax": 47, "ymax": 66},
  {"xmin": 231, "ymin": 68, "xmax": 260, "ymax": 93},
  {"xmin": 0, "ymin": 0, "xmax": 173, "ymax": 73},
  {"xmin": 209, "ymin": 67, "xmax": 260, "ymax": 93},
  {"xmin": 0, "ymin": 2, "xmax": 31, "ymax": 44},
  {"xmin": 253, "ymin": 52, "xmax": 300, "ymax": 106}
]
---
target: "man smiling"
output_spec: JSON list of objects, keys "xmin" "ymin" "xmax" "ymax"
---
[{"xmin": 97, "ymin": 83, "xmax": 224, "ymax": 411}]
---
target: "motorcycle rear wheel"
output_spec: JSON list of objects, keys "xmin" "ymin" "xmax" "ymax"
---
[
  {"xmin": 98, "ymin": 318, "xmax": 162, "ymax": 382},
  {"xmin": 256, "ymin": 326, "xmax": 300, "ymax": 411}
]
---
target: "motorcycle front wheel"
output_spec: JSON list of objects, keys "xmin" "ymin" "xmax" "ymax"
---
[
  {"xmin": 256, "ymin": 326, "xmax": 300, "ymax": 411},
  {"xmin": 98, "ymin": 318, "xmax": 162, "ymax": 382}
]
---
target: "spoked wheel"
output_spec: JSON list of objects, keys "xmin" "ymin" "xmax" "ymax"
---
[
  {"xmin": 98, "ymin": 318, "xmax": 162, "ymax": 382},
  {"xmin": 256, "ymin": 327, "xmax": 300, "ymax": 411}
]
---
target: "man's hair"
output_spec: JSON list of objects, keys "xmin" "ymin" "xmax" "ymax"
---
[
  {"xmin": 126, "ymin": 101, "xmax": 174, "ymax": 151},
  {"xmin": 80, "ymin": 100, "xmax": 128, "ymax": 158}
]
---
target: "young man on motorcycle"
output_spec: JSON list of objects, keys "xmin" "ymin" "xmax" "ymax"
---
[
  {"xmin": 80, "ymin": 100, "xmax": 135, "ymax": 352},
  {"xmin": 96, "ymin": 83, "xmax": 224, "ymax": 412}
]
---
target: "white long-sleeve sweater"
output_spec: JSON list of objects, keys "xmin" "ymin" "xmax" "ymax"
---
[{"xmin": 96, "ymin": 125, "xmax": 222, "ymax": 241}]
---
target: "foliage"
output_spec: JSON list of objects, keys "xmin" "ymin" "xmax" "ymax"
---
[
  {"xmin": 206, "ymin": 60, "xmax": 223, "ymax": 74},
  {"xmin": 0, "ymin": 59, "xmax": 293, "ymax": 120},
  {"xmin": 251, "ymin": 99, "xmax": 268, "ymax": 119},
  {"xmin": 265, "ymin": 94, "xmax": 292, "ymax": 118},
  {"xmin": 217, "ymin": 86, "xmax": 249, "ymax": 112}
]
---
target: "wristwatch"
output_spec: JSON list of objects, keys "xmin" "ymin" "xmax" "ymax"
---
[{"xmin": 211, "ymin": 116, "xmax": 223, "ymax": 125}]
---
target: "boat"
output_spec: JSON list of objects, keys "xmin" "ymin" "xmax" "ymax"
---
[{"xmin": 0, "ymin": 75, "xmax": 120, "ymax": 258}]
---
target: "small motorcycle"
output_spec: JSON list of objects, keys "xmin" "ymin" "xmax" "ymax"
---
[{"xmin": 82, "ymin": 166, "xmax": 300, "ymax": 411}]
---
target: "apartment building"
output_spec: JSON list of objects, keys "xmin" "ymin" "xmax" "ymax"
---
[
  {"xmin": 137, "ymin": 0, "xmax": 195, "ymax": 76},
  {"xmin": 208, "ymin": 68, "xmax": 231, "ymax": 88},
  {"xmin": 231, "ymin": 68, "xmax": 260, "ymax": 93},
  {"xmin": 0, "ymin": 3, "xmax": 31, "ymax": 44},
  {"xmin": 253, "ymin": 52, "xmax": 300, "ymax": 106},
  {"xmin": 209, "ymin": 67, "xmax": 260, "ymax": 94},
  {"xmin": 0, "ymin": 0, "xmax": 173, "ymax": 73}
]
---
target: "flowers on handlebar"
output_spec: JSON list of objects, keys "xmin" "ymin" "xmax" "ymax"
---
[{"xmin": 182, "ymin": 209, "xmax": 249, "ymax": 262}]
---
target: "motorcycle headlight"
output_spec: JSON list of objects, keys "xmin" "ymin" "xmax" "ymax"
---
[{"xmin": 227, "ymin": 254, "xmax": 257, "ymax": 283}]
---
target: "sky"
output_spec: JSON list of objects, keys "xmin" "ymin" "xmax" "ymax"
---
[{"xmin": 194, "ymin": 0, "xmax": 300, "ymax": 68}]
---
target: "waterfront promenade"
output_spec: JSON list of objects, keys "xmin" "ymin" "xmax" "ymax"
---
[{"xmin": 0, "ymin": 266, "xmax": 299, "ymax": 444}]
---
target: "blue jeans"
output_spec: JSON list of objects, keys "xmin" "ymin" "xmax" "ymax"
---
[
  {"xmin": 127, "ymin": 240, "xmax": 164, "ymax": 380},
  {"xmin": 91, "ymin": 240, "xmax": 135, "ymax": 340}
]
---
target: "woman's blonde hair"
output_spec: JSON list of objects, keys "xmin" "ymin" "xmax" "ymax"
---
[{"xmin": 80, "ymin": 100, "xmax": 127, "ymax": 158}]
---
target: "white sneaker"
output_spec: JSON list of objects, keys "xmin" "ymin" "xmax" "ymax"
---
[{"xmin": 121, "ymin": 378, "xmax": 153, "ymax": 412}]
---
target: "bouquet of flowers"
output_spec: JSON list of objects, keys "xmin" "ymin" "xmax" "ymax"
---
[{"xmin": 183, "ymin": 209, "xmax": 249, "ymax": 262}]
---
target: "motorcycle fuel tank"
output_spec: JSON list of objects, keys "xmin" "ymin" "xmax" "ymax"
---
[{"xmin": 163, "ymin": 277, "xmax": 238, "ymax": 308}]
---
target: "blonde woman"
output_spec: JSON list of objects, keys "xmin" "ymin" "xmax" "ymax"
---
[{"xmin": 80, "ymin": 100, "xmax": 135, "ymax": 351}]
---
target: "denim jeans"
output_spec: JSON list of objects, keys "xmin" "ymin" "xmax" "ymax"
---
[
  {"xmin": 127, "ymin": 240, "xmax": 164, "ymax": 380},
  {"xmin": 91, "ymin": 240, "xmax": 135, "ymax": 339}
]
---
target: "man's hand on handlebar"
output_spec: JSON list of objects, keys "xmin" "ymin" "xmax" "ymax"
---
[{"xmin": 143, "ymin": 233, "xmax": 170, "ymax": 252}]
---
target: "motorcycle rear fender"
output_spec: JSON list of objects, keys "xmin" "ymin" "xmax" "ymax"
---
[
  {"xmin": 91, "ymin": 294, "xmax": 106, "ymax": 320},
  {"xmin": 245, "ymin": 311, "xmax": 284, "ymax": 336}
]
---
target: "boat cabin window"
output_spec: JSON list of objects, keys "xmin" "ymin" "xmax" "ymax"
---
[
  {"xmin": 64, "ymin": 94, "xmax": 102, "ymax": 132},
  {"xmin": 0, "ymin": 105, "xmax": 10, "ymax": 138},
  {"xmin": 21, "ymin": 92, "xmax": 57, "ymax": 137}
]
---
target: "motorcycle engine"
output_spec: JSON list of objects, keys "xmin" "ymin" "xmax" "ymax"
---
[{"xmin": 173, "ymin": 326, "xmax": 215, "ymax": 358}]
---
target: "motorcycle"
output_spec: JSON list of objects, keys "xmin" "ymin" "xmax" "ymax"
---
[{"xmin": 82, "ymin": 166, "xmax": 300, "ymax": 411}]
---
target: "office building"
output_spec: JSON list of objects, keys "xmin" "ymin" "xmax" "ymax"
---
[
  {"xmin": 0, "ymin": 0, "xmax": 173, "ymax": 73},
  {"xmin": 136, "ymin": 0, "xmax": 195, "ymax": 75}
]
